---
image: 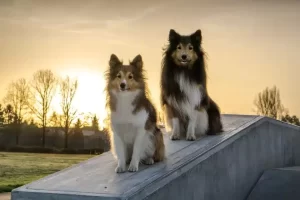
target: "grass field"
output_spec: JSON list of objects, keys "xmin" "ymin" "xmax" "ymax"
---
[{"xmin": 0, "ymin": 152, "xmax": 95, "ymax": 193}]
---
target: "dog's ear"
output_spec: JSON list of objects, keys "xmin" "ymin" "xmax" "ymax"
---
[
  {"xmin": 191, "ymin": 29, "xmax": 202, "ymax": 45},
  {"xmin": 130, "ymin": 54, "xmax": 143, "ymax": 69},
  {"xmin": 169, "ymin": 29, "xmax": 180, "ymax": 42},
  {"xmin": 109, "ymin": 54, "xmax": 122, "ymax": 68}
]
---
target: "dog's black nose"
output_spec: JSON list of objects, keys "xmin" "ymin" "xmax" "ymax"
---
[
  {"xmin": 181, "ymin": 54, "xmax": 187, "ymax": 60},
  {"xmin": 120, "ymin": 83, "xmax": 126, "ymax": 89}
]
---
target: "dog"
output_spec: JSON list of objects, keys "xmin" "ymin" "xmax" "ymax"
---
[
  {"xmin": 105, "ymin": 54, "xmax": 165, "ymax": 173},
  {"xmin": 160, "ymin": 29, "xmax": 223, "ymax": 141}
]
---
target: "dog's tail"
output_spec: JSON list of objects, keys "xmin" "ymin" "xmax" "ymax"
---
[
  {"xmin": 206, "ymin": 97, "xmax": 223, "ymax": 135},
  {"xmin": 153, "ymin": 127, "xmax": 165, "ymax": 162}
]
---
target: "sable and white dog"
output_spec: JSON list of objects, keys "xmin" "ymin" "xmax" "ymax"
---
[{"xmin": 105, "ymin": 54, "xmax": 165, "ymax": 173}]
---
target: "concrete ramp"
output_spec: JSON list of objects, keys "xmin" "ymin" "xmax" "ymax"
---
[
  {"xmin": 12, "ymin": 115, "xmax": 300, "ymax": 200},
  {"xmin": 247, "ymin": 166, "xmax": 300, "ymax": 200}
]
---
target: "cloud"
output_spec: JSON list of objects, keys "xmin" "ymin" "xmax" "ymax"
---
[
  {"xmin": 0, "ymin": 1, "xmax": 166, "ymax": 49},
  {"xmin": 0, "ymin": 1, "xmax": 164, "ymax": 34},
  {"xmin": 45, "ymin": 5, "xmax": 162, "ymax": 33}
]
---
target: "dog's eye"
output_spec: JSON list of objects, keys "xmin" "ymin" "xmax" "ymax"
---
[
  {"xmin": 117, "ymin": 74, "xmax": 121, "ymax": 79},
  {"xmin": 189, "ymin": 46, "xmax": 193, "ymax": 50},
  {"xmin": 128, "ymin": 75, "xmax": 133, "ymax": 79},
  {"xmin": 177, "ymin": 46, "xmax": 181, "ymax": 50}
]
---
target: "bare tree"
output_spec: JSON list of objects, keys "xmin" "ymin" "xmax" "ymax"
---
[
  {"xmin": 0, "ymin": 104, "xmax": 4, "ymax": 127},
  {"xmin": 4, "ymin": 104, "xmax": 14, "ymax": 125},
  {"xmin": 3, "ymin": 78, "xmax": 31, "ymax": 144},
  {"xmin": 254, "ymin": 85, "xmax": 285, "ymax": 120},
  {"xmin": 29, "ymin": 69, "xmax": 57, "ymax": 147},
  {"xmin": 49, "ymin": 111, "xmax": 60, "ymax": 127},
  {"xmin": 58, "ymin": 76, "xmax": 78, "ymax": 148},
  {"xmin": 3, "ymin": 78, "xmax": 31, "ymax": 124}
]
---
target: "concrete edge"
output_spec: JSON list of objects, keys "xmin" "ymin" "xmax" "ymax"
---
[
  {"xmin": 222, "ymin": 114, "xmax": 260, "ymax": 118},
  {"xmin": 11, "ymin": 189, "xmax": 120, "ymax": 200},
  {"xmin": 224, "ymin": 114, "xmax": 300, "ymax": 131},
  {"xmin": 264, "ymin": 116, "xmax": 300, "ymax": 131}
]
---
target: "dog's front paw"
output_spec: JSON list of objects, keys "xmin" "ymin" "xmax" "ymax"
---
[
  {"xmin": 170, "ymin": 132, "xmax": 180, "ymax": 140},
  {"xmin": 115, "ymin": 165, "xmax": 126, "ymax": 173},
  {"xmin": 186, "ymin": 124, "xmax": 196, "ymax": 141},
  {"xmin": 128, "ymin": 163, "xmax": 139, "ymax": 172},
  {"xmin": 142, "ymin": 158, "xmax": 154, "ymax": 165},
  {"xmin": 186, "ymin": 134, "xmax": 196, "ymax": 141}
]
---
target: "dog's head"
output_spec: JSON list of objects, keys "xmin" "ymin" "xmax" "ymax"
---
[
  {"xmin": 108, "ymin": 54, "xmax": 145, "ymax": 92},
  {"xmin": 168, "ymin": 29, "xmax": 202, "ymax": 68}
]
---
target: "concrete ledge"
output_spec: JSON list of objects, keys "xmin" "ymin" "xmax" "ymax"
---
[
  {"xmin": 11, "ymin": 115, "xmax": 300, "ymax": 200},
  {"xmin": 247, "ymin": 166, "xmax": 300, "ymax": 200}
]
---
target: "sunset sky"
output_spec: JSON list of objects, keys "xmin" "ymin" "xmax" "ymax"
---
[{"xmin": 0, "ymin": 0, "xmax": 299, "ymax": 122}]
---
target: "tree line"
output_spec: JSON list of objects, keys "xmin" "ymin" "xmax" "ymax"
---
[
  {"xmin": 0, "ymin": 69, "xmax": 103, "ymax": 148},
  {"xmin": 0, "ymin": 69, "xmax": 298, "ymax": 150}
]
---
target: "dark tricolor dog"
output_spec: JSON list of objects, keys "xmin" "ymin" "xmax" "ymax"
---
[{"xmin": 160, "ymin": 29, "xmax": 223, "ymax": 141}]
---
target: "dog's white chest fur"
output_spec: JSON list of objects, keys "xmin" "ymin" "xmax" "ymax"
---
[
  {"xmin": 176, "ymin": 73, "xmax": 202, "ymax": 107},
  {"xmin": 110, "ymin": 90, "xmax": 149, "ymax": 146},
  {"xmin": 111, "ymin": 90, "xmax": 148, "ymax": 126},
  {"xmin": 169, "ymin": 73, "xmax": 203, "ymax": 117}
]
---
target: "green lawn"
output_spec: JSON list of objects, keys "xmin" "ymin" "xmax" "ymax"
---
[{"xmin": 0, "ymin": 152, "xmax": 94, "ymax": 193}]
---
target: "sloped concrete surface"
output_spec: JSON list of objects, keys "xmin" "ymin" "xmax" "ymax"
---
[
  {"xmin": 11, "ymin": 114, "xmax": 300, "ymax": 200},
  {"xmin": 247, "ymin": 166, "xmax": 300, "ymax": 200}
]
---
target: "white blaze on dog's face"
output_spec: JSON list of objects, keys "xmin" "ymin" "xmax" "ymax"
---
[
  {"xmin": 108, "ymin": 54, "xmax": 145, "ymax": 93},
  {"xmin": 114, "ymin": 71, "xmax": 136, "ymax": 91}
]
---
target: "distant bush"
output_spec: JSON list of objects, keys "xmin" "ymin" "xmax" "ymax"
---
[
  {"xmin": 6, "ymin": 146, "xmax": 54, "ymax": 153},
  {"xmin": 0, "ymin": 145, "xmax": 104, "ymax": 154},
  {"xmin": 58, "ymin": 148, "xmax": 104, "ymax": 155},
  {"xmin": 0, "ymin": 145, "xmax": 6, "ymax": 151}
]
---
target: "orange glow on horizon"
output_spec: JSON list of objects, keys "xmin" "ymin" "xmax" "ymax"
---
[{"xmin": 52, "ymin": 66, "xmax": 107, "ymax": 128}]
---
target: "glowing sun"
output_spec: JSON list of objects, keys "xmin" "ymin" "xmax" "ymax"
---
[{"xmin": 52, "ymin": 67, "xmax": 107, "ymax": 128}]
